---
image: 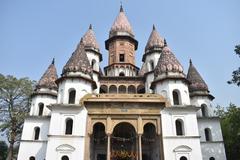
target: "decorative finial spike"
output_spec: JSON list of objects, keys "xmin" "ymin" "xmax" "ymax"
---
[
  {"xmin": 120, "ymin": 2, "xmax": 124, "ymax": 12},
  {"xmin": 153, "ymin": 24, "xmax": 156, "ymax": 30},
  {"xmin": 164, "ymin": 38, "xmax": 167, "ymax": 46},
  {"xmin": 51, "ymin": 58, "xmax": 55, "ymax": 65},
  {"xmin": 89, "ymin": 24, "xmax": 92, "ymax": 30},
  {"xmin": 189, "ymin": 59, "xmax": 192, "ymax": 64}
]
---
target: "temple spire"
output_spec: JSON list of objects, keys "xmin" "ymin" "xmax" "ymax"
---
[{"xmin": 120, "ymin": 3, "xmax": 124, "ymax": 12}]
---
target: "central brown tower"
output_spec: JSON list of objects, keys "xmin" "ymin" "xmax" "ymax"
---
[{"xmin": 105, "ymin": 6, "xmax": 139, "ymax": 76}]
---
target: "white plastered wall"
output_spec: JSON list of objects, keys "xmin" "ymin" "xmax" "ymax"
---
[
  {"xmin": 155, "ymin": 80, "xmax": 190, "ymax": 106},
  {"xmin": 144, "ymin": 51, "xmax": 161, "ymax": 93},
  {"xmin": 190, "ymin": 96, "xmax": 214, "ymax": 117},
  {"xmin": 30, "ymin": 95, "xmax": 57, "ymax": 116},
  {"xmin": 57, "ymin": 78, "xmax": 92, "ymax": 104},
  {"xmin": 45, "ymin": 106, "xmax": 88, "ymax": 160},
  {"xmin": 197, "ymin": 118, "xmax": 226, "ymax": 160},
  {"xmin": 161, "ymin": 108, "xmax": 202, "ymax": 160},
  {"xmin": 18, "ymin": 118, "xmax": 50, "ymax": 160}
]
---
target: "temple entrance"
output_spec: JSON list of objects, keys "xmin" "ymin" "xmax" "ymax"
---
[
  {"xmin": 142, "ymin": 123, "xmax": 160, "ymax": 160},
  {"xmin": 111, "ymin": 122, "xmax": 137, "ymax": 160},
  {"xmin": 91, "ymin": 123, "xmax": 107, "ymax": 160}
]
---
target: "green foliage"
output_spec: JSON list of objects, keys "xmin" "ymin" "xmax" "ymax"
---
[
  {"xmin": 228, "ymin": 45, "xmax": 240, "ymax": 86},
  {"xmin": 0, "ymin": 141, "xmax": 8, "ymax": 160},
  {"xmin": 0, "ymin": 74, "xmax": 35, "ymax": 160},
  {"xmin": 215, "ymin": 103, "xmax": 240, "ymax": 160}
]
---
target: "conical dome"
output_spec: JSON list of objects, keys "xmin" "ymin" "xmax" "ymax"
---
[
  {"xmin": 109, "ymin": 5, "xmax": 134, "ymax": 38},
  {"xmin": 82, "ymin": 24, "xmax": 100, "ymax": 52},
  {"xmin": 145, "ymin": 25, "xmax": 164, "ymax": 52},
  {"xmin": 187, "ymin": 60, "xmax": 208, "ymax": 92},
  {"xmin": 154, "ymin": 46, "xmax": 184, "ymax": 79},
  {"xmin": 62, "ymin": 39, "xmax": 93, "ymax": 76},
  {"xmin": 36, "ymin": 59, "xmax": 58, "ymax": 90}
]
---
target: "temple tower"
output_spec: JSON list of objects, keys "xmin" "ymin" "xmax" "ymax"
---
[{"xmin": 104, "ymin": 5, "xmax": 139, "ymax": 77}]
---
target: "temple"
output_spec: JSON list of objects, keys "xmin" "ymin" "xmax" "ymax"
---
[{"xmin": 18, "ymin": 6, "xmax": 226, "ymax": 160}]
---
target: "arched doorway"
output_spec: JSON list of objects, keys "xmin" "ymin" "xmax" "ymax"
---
[
  {"xmin": 111, "ymin": 122, "xmax": 137, "ymax": 160},
  {"xmin": 142, "ymin": 123, "xmax": 160, "ymax": 160},
  {"xmin": 91, "ymin": 123, "xmax": 107, "ymax": 160}
]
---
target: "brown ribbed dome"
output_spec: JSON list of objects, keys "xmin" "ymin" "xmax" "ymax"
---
[
  {"xmin": 154, "ymin": 46, "xmax": 184, "ymax": 78},
  {"xmin": 145, "ymin": 25, "xmax": 164, "ymax": 52},
  {"xmin": 62, "ymin": 39, "xmax": 93, "ymax": 76},
  {"xmin": 187, "ymin": 59, "xmax": 208, "ymax": 92},
  {"xmin": 82, "ymin": 24, "xmax": 100, "ymax": 52},
  {"xmin": 37, "ymin": 59, "xmax": 58, "ymax": 90},
  {"xmin": 109, "ymin": 5, "xmax": 134, "ymax": 38}
]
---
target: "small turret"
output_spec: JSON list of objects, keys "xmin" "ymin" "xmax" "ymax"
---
[
  {"xmin": 57, "ymin": 39, "xmax": 96, "ymax": 104},
  {"xmin": 30, "ymin": 59, "xmax": 58, "ymax": 116},
  {"xmin": 187, "ymin": 59, "xmax": 214, "ymax": 117},
  {"xmin": 151, "ymin": 46, "xmax": 190, "ymax": 106}
]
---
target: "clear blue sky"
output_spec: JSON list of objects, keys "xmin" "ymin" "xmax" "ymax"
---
[{"xmin": 0, "ymin": 0, "xmax": 239, "ymax": 107}]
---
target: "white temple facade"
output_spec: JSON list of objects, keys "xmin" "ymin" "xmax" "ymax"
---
[{"xmin": 18, "ymin": 6, "xmax": 226, "ymax": 160}]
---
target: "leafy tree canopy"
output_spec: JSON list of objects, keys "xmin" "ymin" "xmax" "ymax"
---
[
  {"xmin": 215, "ymin": 103, "xmax": 240, "ymax": 160},
  {"xmin": 228, "ymin": 45, "xmax": 240, "ymax": 86},
  {"xmin": 0, "ymin": 74, "xmax": 35, "ymax": 160}
]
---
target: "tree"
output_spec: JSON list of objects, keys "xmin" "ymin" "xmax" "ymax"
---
[
  {"xmin": 0, "ymin": 141, "xmax": 8, "ymax": 160},
  {"xmin": 0, "ymin": 74, "xmax": 34, "ymax": 160},
  {"xmin": 215, "ymin": 103, "xmax": 240, "ymax": 160},
  {"xmin": 228, "ymin": 45, "xmax": 240, "ymax": 86}
]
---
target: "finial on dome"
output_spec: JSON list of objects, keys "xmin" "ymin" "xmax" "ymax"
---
[
  {"xmin": 89, "ymin": 24, "xmax": 92, "ymax": 30},
  {"xmin": 152, "ymin": 24, "xmax": 156, "ymax": 30},
  {"xmin": 51, "ymin": 58, "xmax": 55, "ymax": 65},
  {"xmin": 189, "ymin": 59, "xmax": 192, "ymax": 64},
  {"xmin": 164, "ymin": 38, "xmax": 167, "ymax": 46},
  {"xmin": 120, "ymin": 2, "xmax": 124, "ymax": 12}
]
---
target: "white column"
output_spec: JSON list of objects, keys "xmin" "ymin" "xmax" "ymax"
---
[{"xmin": 107, "ymin": 134, "xmax": 111, "ymax": 160}]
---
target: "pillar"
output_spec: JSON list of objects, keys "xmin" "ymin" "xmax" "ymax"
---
[
  {"xmin": 138, "ymin": 134, "xmax": 142, "ymax": 160},
  {"xmin": 107, "ymin": 134, "xmax": 111, "ymax": 160}
]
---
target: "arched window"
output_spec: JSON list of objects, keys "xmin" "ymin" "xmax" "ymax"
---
[
  {"xmin": 209, "ymin": 157, "xmax": 215, "ymax": 160},
  {"xmin": 173, "ymin": 90, "xmax": 180, "ymax": 105},
  {"xmin": 100, "ymin": 85, "xmax": 108, "ymax": 93},
  {"xmin": 68, "ymin": 89, "xmax": 76, "ymax": 104},
  {"xmin": 109, "ymin": 85, "xmax": 117, "ymax": 94},
  {"xmin": 175, "ymin": 119, "xmax": 184, "ymax": 136},
  {"xmin": 149, "ymin": 60, "xmax": 154, "ymax": 71},
  {"xmin": 205, "ymin": 128, "xmax": 212, "ymax": 141},
  {"xmin": 29, "ymin": 156, "xmax": 35, "ymax": 160},
  {"xmin": 34, "ymin": 127, "xmax": 40, "ymax": 140},
  {"xmin": 91, "ymin": 59, "xmax": 97, "ymax": 71},
  {"xmin": 62, "ymin": 155, "xmax": 69, "ymax": 160},
  {"xmin": 128, "ymin": 85, "xmax": 136, "ymax": 94},
  {"xmin": 201, "ymin": 104, "xmax": 207, "ymax": 117},
  {"xmin": 180, "ymin": 156, "xmax": 187, "ymax": 160},
  {"xmin": 65, "ymin": 118, "xmax": 73, "ymax": 135},
  {"xmin": 119, "ymin": 72, "xmax": 125, "ymax": 76},
  {"xmin": 118, "ymin": 85, "xmax": 126, "ymax": 94},
  {"xmin": 38, "ymin": 103, "xmax": 44, "ymax": 116}
]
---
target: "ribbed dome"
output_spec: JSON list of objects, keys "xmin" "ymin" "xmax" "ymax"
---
[
  {"xmin": 62, "ymin": 39, "xmax": 93, "ymax": 76},
  {"xmin": 145, "ymin": 25, "xmax": 164, "ymax": 52},
  {"xmin": 109, "ymin": 5, "xmax": 134, "ymax": 38},
  {"xmin": 82, "ymin": 24, "xmax": 100, "ymax": 52},
  {"xmin": 187, "ymin": 59, "xmax": 208, "ymax": 92},
  {"xmin": 154, "ymin": 46, "xmax": 184, "ymax": 78},
  {"xmin": 37, "ymin": 59, "xmax": 58, "ymax": 90}
]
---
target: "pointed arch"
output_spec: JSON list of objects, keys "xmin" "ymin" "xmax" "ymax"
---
[
  {"xmin": 175, "ymin": 119, "xmax": 184, "ymax": 136},
  {"xmin": 180, "ymin": 156, "xmax": 188, "ymax": 160},
  {"xmin": 205, "ymin": 128, "xmax": 212, "ymax": 141},
  {"xmin": 118, "ymin": 85, "xmax": 126, "ymax": 94},
  {"xmin": 173, "ymin": 89, "xmax": 181, "ymax": 105},
  {"xmin": 68, "ymin": 89, "xmax": 76, "ymax": 104},
  {"xmin": 201, "ymin": 104, "xmax": 208, "ymax": 117},
  {"xmin": 65, "ymin": 118, "xmax": 73, "ymax": 135},
  {"xmin": 38, "ymin": 103, "xmax": 44, "ymax": 116},
  {"xmin": 128, "ymin": 85, "xmax": 136, "ymax": 94},
  {"xmin": 34, "ymin": 127, "xmax": 40, "ymax": 140},
  {"xmin": 109, "ymin": 85, "xmax": 117, "ymax": 94}
]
